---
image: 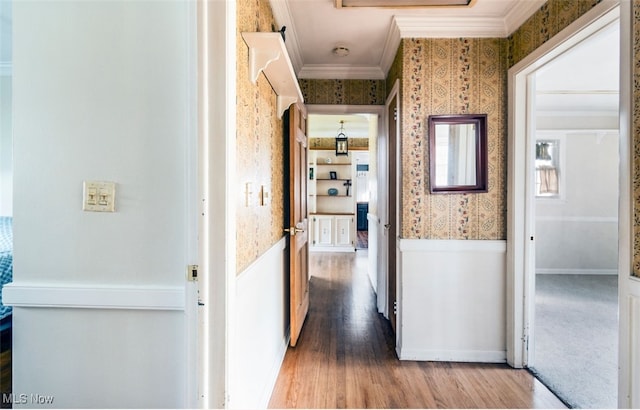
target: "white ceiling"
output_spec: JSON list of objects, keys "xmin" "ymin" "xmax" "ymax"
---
[
  {"xmin": 286, "ymin": 0, "xmax": 620, "ymax": 136},
  {"xmin": 270, "ymin": 0, "xmax": 546, "ymax": 79}
]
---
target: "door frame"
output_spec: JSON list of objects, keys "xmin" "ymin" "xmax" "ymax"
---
[
  {"xmin": 196, "ymin": 0, "xmax": 237, "ymax": 407},
  {"xmin": 506, "ymin": 0, "xmax": 620, "ymax": 368},
  {"xmin": 383, "ymin": 81, "xmax": 400, "ymax": 332},
  {"xmin": 305, "ymin": 104, "xmax": 386, "ymax": 312}
]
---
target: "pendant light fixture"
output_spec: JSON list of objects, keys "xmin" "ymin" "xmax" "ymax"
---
[{"xmin": 335, "ymin": 120, "xmax": 349, "ymax": 156}]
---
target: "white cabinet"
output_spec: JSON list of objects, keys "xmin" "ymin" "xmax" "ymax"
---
[
  {"xmin": 310, "ymin": 214, "xmax": 355, "ymax": 252},
  {"xmin": 335, "ymin": 216, "xmax": 353, "ymax": 247},
  {"xmin": 308, "ymin": 150, "xmax": 356, "ymax": 252}
]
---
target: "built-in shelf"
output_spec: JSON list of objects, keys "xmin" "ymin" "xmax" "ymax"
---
[
  {"xmin": 317, "ymin": 163, "xmax": 352, "ymax": 166},
  {"xmin": 316, "ymin": 178, "xmax": 351, "ymax": 181},
  {"xmin": 241, "ymin": 32, "xmax": 304, "ymax": 118}
]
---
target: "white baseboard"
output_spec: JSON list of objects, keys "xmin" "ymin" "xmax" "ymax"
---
[
  {"xmin": 259, "ymin": 327, "xmax": 290, "ymax": 409},
  {"xmin": 536, "ymin": 268, "xmax": 618, "ymax": 275},
  {"xmin": 398, "ymin": 348, "xmax": 507, "ymax": 363}
]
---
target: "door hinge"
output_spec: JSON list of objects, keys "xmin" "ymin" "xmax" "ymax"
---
[
  {"xmin": 187, "ymin": 264, "xmax": 199, "ymax": 282},
  {"xmin": 393, "ymin": 300, "xmax": 398, "ymax": 315}
]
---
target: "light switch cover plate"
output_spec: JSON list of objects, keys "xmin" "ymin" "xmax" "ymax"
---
[{"xmin": 83, "ymin": 181, "xmax": 116, "ymax": 212}]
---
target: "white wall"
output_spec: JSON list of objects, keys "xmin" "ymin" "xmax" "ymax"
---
[
  {"xmin": 536, "ymin": 132, "xmax": 619, "ymax": 274},
  {"xmin": 6, "ymin": 1, "xmax": 195, "ymax": 407},
  {"xmin": 0, "ymin": 0, "xmax": 12, "ymax": 216},
  {"xmin": 0, "ymin": 74, "xmax": 11, "ymax": 216},
  {"xmin": 398, "ymin": 239, "xmax": 506, "ymax": 362},
  {"xmin": 232, "ymin": 238, "xmax": 289, "ymax": 409}
]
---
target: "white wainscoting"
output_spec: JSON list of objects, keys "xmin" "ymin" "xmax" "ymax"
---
[
  {"xmin": 3, "ymin": 284, "xmax": 187, "ymax": 408},
  {"xmin": 231, "ymin": 237, "xmax": 289, "ymax": 409},
  {"xmin": 398, "ymin": 239, "xmax": 507, "ymax": 363}
]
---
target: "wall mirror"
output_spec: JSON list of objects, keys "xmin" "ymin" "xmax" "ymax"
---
[{"xmin": 428, "ymin": 114, "xmax": 487, "ymax": 194}]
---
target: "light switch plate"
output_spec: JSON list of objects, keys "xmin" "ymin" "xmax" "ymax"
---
[{"xmin": 83, "ymin": 181, "xmax": 116, "ymax": 212}]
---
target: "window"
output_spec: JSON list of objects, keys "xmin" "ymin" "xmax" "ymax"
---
[{"xmin": 535, "ymin": 139, "xmax": 560, "ymax": 198}]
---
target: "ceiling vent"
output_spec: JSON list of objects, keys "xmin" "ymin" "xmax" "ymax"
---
[{"xmin": 335, "ymin": 0, "xmax": 472, "ymax": 7}]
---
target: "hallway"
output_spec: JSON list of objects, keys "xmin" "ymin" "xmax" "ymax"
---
[{"xmin": 269, "ymin": 252, "xmax": 566, "ymax": 408}]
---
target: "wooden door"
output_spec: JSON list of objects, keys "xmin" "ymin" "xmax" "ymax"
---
[
  {"xmin": 387, "ymin": 95, "xmax": 398, "ymax": 333},
  {"xmin": 285, "ymin": 103, "xmax": 310, "ymax": 347}
]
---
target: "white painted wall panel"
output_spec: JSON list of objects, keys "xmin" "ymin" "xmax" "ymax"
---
[
  {"xmin": 398, "ymin": 240, "xmax": 506, "ymax": 362},
  {"xmin": 12, "ymin": 308, "xmax": 185, "ymax": 409},
  {"xmin": 232, "ymin": 238, "xmax": 289, "ymax": 409},
  {"xmin": 11, "ymin": 1, "xmax": 195, "ymax": 407}
]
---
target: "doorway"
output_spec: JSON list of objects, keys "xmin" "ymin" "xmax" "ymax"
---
[
  {"xmin": 306, "ymin": 106, "xmax": 384, "ymax": 301},
  {"xmin": 527, "ymin": 19, "xmax": 620, "ymax": 408},
  {"xmin": 507, "ymin": 1, "xmax": 624, "ymax": 407}
]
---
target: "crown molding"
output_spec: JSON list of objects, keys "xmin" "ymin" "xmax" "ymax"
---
[
  {"xmin": 380, "ymin": 19, "xmax": 402, "ymax": 77},
  {"xmin": 298, "ymin": 64, "xmax": 386, "ymax": 80},
  {"xmin": 503, "ymin": 0, "xmax": 546, "ymax": 35},
  {"xmin": 268, "ymin": 0, "xmax": 304, "ymax": 74},
  {"xmin": 394, "ymin": 15, "xmax": 508, "ymax": 38}
]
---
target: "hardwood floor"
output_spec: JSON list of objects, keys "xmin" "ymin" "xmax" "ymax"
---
[{"xmin": 269, "ymin": 251, "xmax": 566, "ymax": 409}]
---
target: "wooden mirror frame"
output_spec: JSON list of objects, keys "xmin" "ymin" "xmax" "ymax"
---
[{"xmin": 428, "ymin": 114, "xmax": 488, "ymax": 194}]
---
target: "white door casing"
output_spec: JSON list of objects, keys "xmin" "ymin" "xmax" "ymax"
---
[{"xmin": 506, "ymin": 0, "xmax": 620, "ymax": 370}]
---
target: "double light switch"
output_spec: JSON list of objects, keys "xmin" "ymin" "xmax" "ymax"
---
[{"xmin": 83, "ymin": 181, "xmax": 116, "ymax": 212}]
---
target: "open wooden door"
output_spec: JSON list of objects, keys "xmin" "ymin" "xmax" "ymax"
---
[{"xmin": 285, "ymin": 102, "xmax": 310, "ymax": 347}]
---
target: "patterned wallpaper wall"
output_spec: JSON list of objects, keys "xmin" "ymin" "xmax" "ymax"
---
[
  {"xmin": 300, "ymin": 79, "xmax": 386, "ymax": 105},
  {"xmin": 236, "ymin": 0, "xmax": 284, "ymax": 273},
  {"xmin": 397, "ymin": 38, "xmax": 508, "ymax": 240},
  {"xmin": 508, "ymin": 0, "xmax": 603, "ymax": 67},
  {"xmin": 633, "ymin": 0, "xmax": 640, "ymax": 276},
  {"xmin": 233, "ymin": 0, "xmax": 608, "ymax": 270}
]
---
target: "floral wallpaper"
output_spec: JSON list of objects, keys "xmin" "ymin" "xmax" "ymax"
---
[
  {"xmin": 308, "ymin": 138, "xmax": 369, "ymax": 150},
  {"xmin": 236, "ymin": 0, "xmax": 284, "ymax": 274},
  {"xmin": 633, "ymin": 0, "xmax": 640, "ymax": 277},
  {"xmin": 300, "ymin": 79, "xmax": 386, "ymax": 105},
  {"xmin": 508, "ymin": 0, "xmax": 602, "ymax": 67},
  {"xmin": 233, "ymin": 0, "xmax": 609, "ymax": 265},
  {"xmin": 396, "ymin": 38, "xmax": 508, "ymax": 240}
]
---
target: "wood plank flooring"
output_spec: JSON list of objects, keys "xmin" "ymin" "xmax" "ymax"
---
[{"xmin": 269, "ymin": 251, "xmax": 566, "ymax": 409}]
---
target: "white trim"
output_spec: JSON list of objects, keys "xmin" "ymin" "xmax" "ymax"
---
[
  {"xmin": 618, "ymin": 2, "xmax": 636, "ymax": 407},
  {"xmin": 399, "ymin": 349, "xmax": 506, "ymax": 363},
  {"xmin": 268, "ymin": 0, "xmax": 303, "ymax": 74},
  {"xmin": 503, "ymin": 0, "xmax": 547, "ymax": 35},
  {"xmin": 399, "ymin": 238, "xmax": 506, "ymax": 253},
  {"xmin": 536, "ymin": 216, "xmax": 618, "ymax": 223},
  {"xmin": 536, "ymin": 268, "xmax": 618, "ymax": 275},
  {"xmin": 395, "ymin": 15, "xmax": 507, "ymax": 38},
  {"xmin": 380, "ymin": 20, "xmax": 402, "ymax": 77},
  {"xmin": 260, "ymin": 326, "xmax": 290, "ymax": 409},
  {"xmin": 506, "ymin": 0, "xmax": 620, "ymax": 369},
  {"xmin": 381, "ymin": 81, "xmax": 399, "ymax": 319},
  {"xmin": 2, "ymin": 283, "xmax": 184, "ymax": 310}
]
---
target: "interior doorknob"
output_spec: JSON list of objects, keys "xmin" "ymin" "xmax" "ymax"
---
[
  {"xmin": 284, "ymin": 227, "xmax": 305, "ymax": 236},
  {"xmin": 384, "ymin": 224, "xmax": 391, "ymax": 230}
]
